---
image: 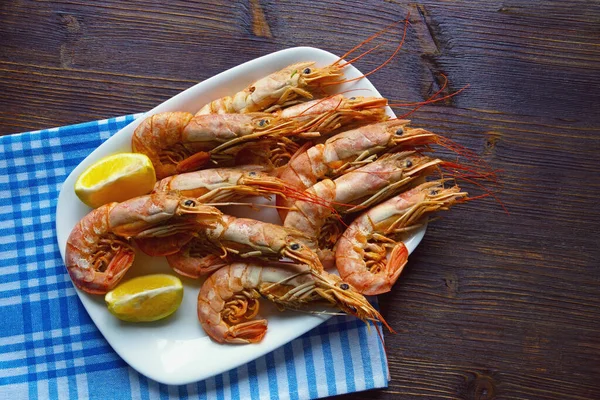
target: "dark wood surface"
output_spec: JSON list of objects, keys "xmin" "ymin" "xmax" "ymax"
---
[{"xmin": 2, "ymin": 1, "xmax": 599, "ymax": 399}]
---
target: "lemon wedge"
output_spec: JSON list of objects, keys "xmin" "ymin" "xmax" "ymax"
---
[
  {"xmin": 105, "ymin": 274, "xmax": 183, "ymax": 322},
  {"xmin": 75, "ymin": 153, "xmax": 156, "ymax": 208}
]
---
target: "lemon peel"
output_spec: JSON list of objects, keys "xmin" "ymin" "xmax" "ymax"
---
[
  {"xmin": 105, "ymin": 274, "xmax": 183, "ymax": 322},
  {"xmin": 75, "ymin": 153, "xmax": 156, "ymax": 208}
]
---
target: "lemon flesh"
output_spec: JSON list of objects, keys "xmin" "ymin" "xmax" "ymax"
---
[
  {"xmin": 75, "ymin": 153, "xmax": 156, "ymax": 208},
  {"xmin": 105, "ymin": 274, "xmax": 183, "ymax": 322}
]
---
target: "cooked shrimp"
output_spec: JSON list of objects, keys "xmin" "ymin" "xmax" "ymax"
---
[
  {"xmin": 276, "ymin": 120, "xmax": 410, "ymax": 219},
  {"xmin": 283, "ymin": 152, "xmax": 444, "ymax": 263},
  {"xmin": 132, "ymin": 108, "xmax": 388, "ymax": 179},
  {"xmin": 166, "ymin": 215, "xmax": 323, "ymax": 278},
  {"xmin": 275, "ymin": 119, "xmax": 474, "ymax": 220},
  {"xmin": 207, "ymin": 96, "xmax": 393, "ymax": 166},
  {"xmin": 131, "ymin": 112, "xmax": 198, "ymax": 179},
  {"xmin": 197, "ymin": 261, "xmax": 392, "ymax": 344},
  {"xmin": 196, "ymin": 62, "xmax": 344, "ymax": 115},
  {"xmin": 276, "ymin": 94, "xmax": 388, "ymax": 135},
  {"xmin": 152, "ymin": 167, "xmax": 288, "ymax": 203},
  {"xmin": 136, "ymin": 168, "xmax": 305, "ymax": 257},
  {"xmin": 336, "ymin": 180, "xmax": 468, "ymax": 294},
  {"xmin": 65, "ymin": 193, "xmax": 222, "ymax": 294},
  {"xmin": 65, "ymin": 203, "xmax": 134, "ymax": 295},
  {"xmin": 277, "ymin": 94, "xmax": 384, "ymax": 118},
  {"xmin": 196, "ymin": 18, "xmax": 410, "ymax": 115},
  {"xmin": 132, "ymin": 112, "xmax": 310, "ymax": 179}
]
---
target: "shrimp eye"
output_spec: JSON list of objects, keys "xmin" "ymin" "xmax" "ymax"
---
[
  {"xmin": 258, "ymin": 119, "xmax": 268, "ymax": 127},
  {"xmin": 340, "ymin": 283, "xmax": 350, "ymax": 290},
  {"xmin": 405, "ymin": 160, "xmax": 413, "ymax": 168},
  {"xmin": 349, "ymin": 97, "xmax": 356, "ymax": 100},
  {"xmin": 249, "ymin": 86, "xmax": 256, "ymax": 93},
  {"xmin": 248, "ymin": 171, "xmax": 257, "ymax": 176},
  {"xmin": 290, "ymin": 243, "xmax": 300, "ymax": 250},
  {"xmin": 395, "ymin": 128, "xmax": 404, "ymax": 136},
  {"xmin": 184, "ymin": 199, "xmax": 196, "ymax": 207},
  {"xmin": 430, "ymin": 190, "xmax": 438, "ymax": 196},
  {"xmin": 303, "ymin": 68, "xmax": 311, "ymax": 74}
]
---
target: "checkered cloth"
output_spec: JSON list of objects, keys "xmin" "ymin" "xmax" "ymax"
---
[{"xmin": 0, "ymin": 115, "xmax": 389, "ymax": 399}]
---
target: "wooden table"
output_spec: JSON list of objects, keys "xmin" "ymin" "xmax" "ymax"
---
[{"xmin": 2, "ymin": 1, "xmax": 599, "ymax": 398}]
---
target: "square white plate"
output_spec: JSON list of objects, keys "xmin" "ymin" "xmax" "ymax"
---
[{"xmin": 55, "ymin": 47, "xmax": 426, "ymax": 385}]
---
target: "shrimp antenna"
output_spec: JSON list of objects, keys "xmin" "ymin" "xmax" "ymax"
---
[
  {"xmin": 374, "ymin": 320, "xmax": 389, "ymax": 358},
  {"xmin": 427, "ymin": 134, "xmax": 499, "ymax": 184},
  {"xmin": 441, "ymin": 169, "xmax": 509, "ymax": 214},
  {"xmin": 287, "ymin": 308, "xmax": 347, "ymax": 317},
  {"xmin": 395, "ymin": 84, "xmax": 470, "ymax": 119},
  {"xmin": 386, "ymin": 73, "xmax": 470, "ymax": 119},
  {"xmin": 340, "ymin": 42, "xmax": 388, "ymax": 68},
  {"xmin": 262, "ymin": 270, "xmax": 312, "ymax": 293},
  {"xmin": 273, "ymin": 183, "xmax": 365, "ymax": 226},
  {"xmin": 203, "ymin": 202, "xmax": 292, "ymax": 211},
  {"xmin": 440, "ymin": 159, "xmax": 499, "ymax": 185},
  {"xmin": 359, "ymin": 74, "xmax": 468, "ymax": 119},
  {"xmin": 368, "ymin": 311, "xmax": 395, "ymax": 334},
  {"xmin": 269, "ymin": 185, "xmax": 344, "ymax": 224},
  {"xmin": 387, "ymin": 72, "xmax": 450, "ymax": 110},
  {"xmin": 433, "ymin": 135, "xmax": 493, "ymax": 172},
  {"xmin": 334, "ymin": 16, "xmax": 408, "ymax": 66},
  {"xmin": 325, "ymin": 12, "xmax": 411, "ymax": 86}
]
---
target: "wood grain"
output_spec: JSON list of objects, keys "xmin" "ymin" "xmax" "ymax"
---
[{"xmin": 2, "ymin": 0, "xmax": 599, "ymax": 399}]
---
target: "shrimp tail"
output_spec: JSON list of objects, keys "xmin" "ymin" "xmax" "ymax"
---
[
  {"xmin": 388, "ymin": 242, "xmax": 409, "ymax": 283},
  {"xmin": 226, "ymin": 320, "xmax": 269, "ymax": 344},
  {"xmin": 95, "ymin": 248, "xmax": 136, "ymax": 294},
  {"xmin": 72, "ymin": 247, "xmax": 135, "ymax": 295}
]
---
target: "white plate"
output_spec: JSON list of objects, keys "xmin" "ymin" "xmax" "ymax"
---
[{"xmin": 56, "ymin": 47, "xmax": 427, "ymax": 385}]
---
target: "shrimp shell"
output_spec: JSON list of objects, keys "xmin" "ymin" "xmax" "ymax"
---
[
  {"xmin": 65, "ymin": 193, "xmax": 222, "ymax": 294},
  {"xmin": 165, "ymin": 214, "xmax": 323, "ymax": 278},
  {"xmin": 196, "ymin": 62, "xmax": 344, "ymax": 115},
  {"xmin": 197, "ymin": 262, "xmax": 391, "ymax": 344},
  {"xmin": 283, "ymin": 152, "xmax": 443, "ymax": 262},
  {"xmin": 336, "ymin": 180, "xmax": 468, "ymax": 294}
]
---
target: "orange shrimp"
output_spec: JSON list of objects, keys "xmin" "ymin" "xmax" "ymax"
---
[
  {"xmin": 336, "ymin": 180, "xmax": 468, "ymax": 295},
  {"xmin": 65, "ymin": 193, "xmax": 222, "ymax": 294},
  {"xmin": 65, "ymin": 203, "xmax": 134, "ymax": 295},
  {"xmin": 136, "ymin": 167, "xmax": 309, "ymax": 257},
  {"xmin": 275, "ymin": 94, "xmax": 389, "ymax": 136},
  {"xmin": 166, "ymin": 215, "xmax": 323, "ymax": 278},
  {"xmin": 152, "ymin": 167, "xmax": 288, "ymax": 203},
  {"xmin": 132, "ymin": 112, "xmax": 313, "ymax": 179},
  {"xmin": 282, "ymin": 152, "xmax": 445, "ymax": 264},
  {"xmin": 274, "ymin": 119, "xmax": 480, "ymax": 220},
  {"xmin": 197, "ymin": 262, "xmax": 392, "ymax": 344},
  {"xmin": 132, "ymin": 106, "xmax": 388, "ymax": 179},
  {"xmin": 196, "ymin": 17, "xmax": 410, "ymax": 115},
  {"xmin": 277, "ymin": 94, "xmax": 386, "ymax": 118}
]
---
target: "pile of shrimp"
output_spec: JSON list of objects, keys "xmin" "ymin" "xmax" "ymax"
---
[{"xmin": 64, "ymin": 17, "xmax": 499, "ymax": 344}]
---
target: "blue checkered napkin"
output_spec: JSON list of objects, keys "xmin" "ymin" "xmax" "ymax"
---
[{"xmin": 0, "ymin": 115, "xmax": 389, "ymax": 399}]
